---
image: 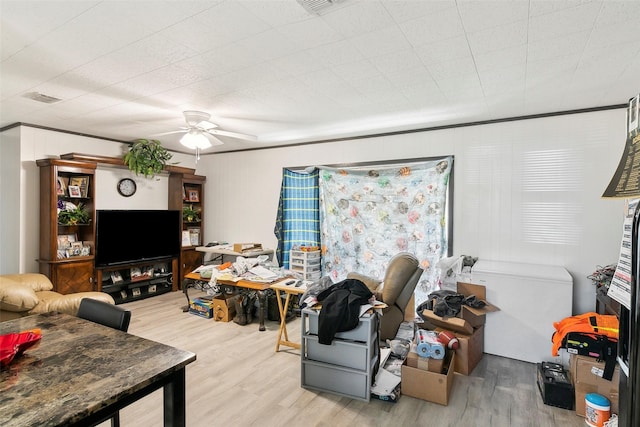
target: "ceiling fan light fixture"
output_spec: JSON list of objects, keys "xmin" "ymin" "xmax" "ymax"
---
[{"xmin": 180, "ymin": 129, "xmax": 212, "ymax": 149}]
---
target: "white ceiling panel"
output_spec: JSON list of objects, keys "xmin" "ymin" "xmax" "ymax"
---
[
  {"xmin": 399, "ymin": 6, "xmax": 465, "ymax": 47},
  {"xmin": 457, "ymin": 0, "xmax": 529, "ymax": 33},
  {"xmin": 1, "ymin": 0, "xmax": 638, "ymax": 153},
  {"xmin": 321, "ymin": 0, "xmax": 395, "ymax": 38}
]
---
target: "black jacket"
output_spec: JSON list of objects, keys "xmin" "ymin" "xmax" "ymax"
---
[{"xmin": 317, "ymin": 279, "xmax": 373, "ymax": 345}]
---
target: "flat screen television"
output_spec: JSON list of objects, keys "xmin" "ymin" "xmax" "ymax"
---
[{"xmin": 95, "ymin": 210, "xmax": 181, "ymax": 268}]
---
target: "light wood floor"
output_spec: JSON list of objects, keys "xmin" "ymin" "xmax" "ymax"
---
[{"xmin": 99, "ymin": 290, "xmax": 586, "ymax": 427}]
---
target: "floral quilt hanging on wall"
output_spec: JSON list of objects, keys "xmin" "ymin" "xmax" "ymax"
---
[{"xmin": 318, "ymin": 156, "xmax": 453, "ymax": 308}]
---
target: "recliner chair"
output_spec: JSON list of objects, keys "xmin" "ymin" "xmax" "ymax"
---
[{"xmin": 347, "ymin": 252, "xmax": 423, "ymax": 341}]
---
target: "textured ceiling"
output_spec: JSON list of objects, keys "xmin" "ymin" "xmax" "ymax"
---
[{"xmin": 1, "ymin": 0, "xmax": 639, "ymax": 154}]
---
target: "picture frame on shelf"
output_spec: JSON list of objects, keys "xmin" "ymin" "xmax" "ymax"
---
[
  {"xmin": 189, "ymin": 228, "xmax": 200, "ymax": 246},
  {"xmin": 57, "ymin": 234, "xmax": 76, "ymax": 250},
  {"xmin": 188, "ymin": 189, "xmax": 199, "ymax": 202},
  {"xmin": 69, "ymin": 176, "xmax": 90, "ymax": 197},
  {"xmin": 70, "ymin": 241, "xmax": 83, "ymax": 256},
  {"xmin": 182, "ymin": 230, "xmax": 191, "ymax": 247},
  {"xmin": 56, "ymin": 176, "xmax": 67, "ymax": 196},
  {"xmin": 68, "ymin": 185, "xmax": 81, "ymax": 197}
]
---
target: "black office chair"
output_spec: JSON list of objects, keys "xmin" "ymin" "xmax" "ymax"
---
[
  {"xmin": 77, "ymin": 298, "xmax": 131, "ymax": 332},
  {"xmin": 77, "ymin": 298, "xmax": 131, "ymax": 427}
]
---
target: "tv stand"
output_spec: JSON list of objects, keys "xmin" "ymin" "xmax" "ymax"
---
[{"xmin": 96, "ymin": 257, "xmax": 179, "ymax": 304}]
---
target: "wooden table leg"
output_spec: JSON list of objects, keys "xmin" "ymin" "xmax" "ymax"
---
[
  {"xmin": 274, "ymin": 289, "xmax": 300, "ymax": 352},
  {"xmin": 275, "ymin": 289, "xmax": 286, "ymax": 351},
  {"xmin": 257, "ymin": 290, "xmax": 266, "ymax": 331}
]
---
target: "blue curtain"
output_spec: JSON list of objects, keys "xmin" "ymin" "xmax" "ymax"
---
[{"xmin": 274, "ymin": 169, "xmax": 320, "ymax": 268}]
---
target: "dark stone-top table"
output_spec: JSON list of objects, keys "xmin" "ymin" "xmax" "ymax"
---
[{"xmin": 0, "ymin": 312, "xmax": 196, "ymax": 427}]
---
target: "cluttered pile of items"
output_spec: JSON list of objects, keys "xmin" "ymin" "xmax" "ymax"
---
[
  {"xmin": 537, "ymin": 310, "xmax": 619, "ymax": 426},
  {"xmin": 370, "ymin": 282, "xmax": 498, "ymax": 405}
]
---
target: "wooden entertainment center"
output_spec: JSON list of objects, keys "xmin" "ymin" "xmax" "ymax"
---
[{"xmin": 37, "ymin": 153, "xmax": 205, "ymax": 304}]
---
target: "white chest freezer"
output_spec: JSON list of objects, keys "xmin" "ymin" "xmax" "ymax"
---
[{"xmin": 471, "ymin": 260, "xmax": 573, "ymax": 364}]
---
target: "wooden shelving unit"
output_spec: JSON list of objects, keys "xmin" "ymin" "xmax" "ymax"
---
[
  {"xmin": 37, "ymin": 158, "xmax": 97, "ymax": 293},
  {"xmin": 168, "ymin": 172, "xmax": 206, "ymax": 287},
  {"xmin": 38, "ymin": 153, "xmax": 203, "ymax": 297}
]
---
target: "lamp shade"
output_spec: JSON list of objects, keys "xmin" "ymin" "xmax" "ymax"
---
[{"xmin": 180, "ymin": 130, "xmax": 212, "ymax": 149}]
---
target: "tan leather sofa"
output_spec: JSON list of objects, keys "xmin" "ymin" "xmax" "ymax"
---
[
  {"xmin": 347, "ymin": 252, "xmax": 423, "ymax": 341},
  {"xmin": 0, "ymin": 273, "xmax": 115, "ymax": 322}
]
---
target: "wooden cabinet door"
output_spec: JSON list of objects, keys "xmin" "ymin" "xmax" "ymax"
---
[
  {"xmin": 180, "ymin": 249, "xmax": 203, "ymax": 287},
  {"xmin": 51, "ymin": 260, "xmax": 94, "ymax": 294}
]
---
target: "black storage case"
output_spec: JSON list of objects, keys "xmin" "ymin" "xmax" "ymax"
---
[{"xmin": 536, "ymin": 361, "xmax": 574, "ymax": 410}]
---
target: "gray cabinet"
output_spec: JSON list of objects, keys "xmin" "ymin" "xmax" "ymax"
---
[{"xmin": 301, "ymin": 308, "xmax": 379, "ymax": 402}]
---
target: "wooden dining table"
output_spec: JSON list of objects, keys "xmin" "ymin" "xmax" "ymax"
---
[{"xmin": 0, "ymin": 312, "xmax": 196, "ymax": 427}]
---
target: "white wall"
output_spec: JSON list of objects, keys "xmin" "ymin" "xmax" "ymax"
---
[
  {"xmin": 0, "ymin": 109, "xmax": 628, "ymax": 314},
  {"xmin": 0, "ymin": 127, "xmax": 21, "ymax": 273},
  {"xmin": 10, "ymin": 126, "xmax": 197, "ymax": 273},
  {"xmin": 199, "ymin": 109, "xmax": 628, "ymax": 314}
]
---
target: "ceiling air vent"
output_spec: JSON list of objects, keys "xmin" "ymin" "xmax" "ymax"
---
[
  {"xmin": 23, "ymin": 92, "xmax": 62, "ymax": 104},
  {"xmin": 296, "ymin": 0, "xmax": 345, "ymax": 15}
]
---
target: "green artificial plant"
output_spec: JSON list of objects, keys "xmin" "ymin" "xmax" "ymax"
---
[
  {"xmin": 183, "ymin": 204, "xmax": 201, "ymax": 223},
  {"xmin": 58, "ymin": 202, "xmax": 91, "ymax": 225},
  {"xmin": 123, "ymin": 139, "xmax": 173, "ymax": 179}
]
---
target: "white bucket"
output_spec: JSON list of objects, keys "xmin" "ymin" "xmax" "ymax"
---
[{"xmin": 585, "ymin": 393, "xmax": 610, "ymax": 427}]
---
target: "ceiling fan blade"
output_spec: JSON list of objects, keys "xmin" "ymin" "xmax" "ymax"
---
[
  {"xmin": 197, "ymin": 120, "xmax": 217, "ymax": 130},
  {"xmin": 205, "ymin": 134, "xmax": 225, "ymax": 146},
  {"xmin": 149, "ymin": 129, "xmax": 186, "ymax": 137},
  {"xmin": 206, "ymin": 128, "xmax": 257, "ymax": 141}
]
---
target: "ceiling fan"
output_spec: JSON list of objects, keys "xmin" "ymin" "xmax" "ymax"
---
[{"xmin": 177, "ymin": 110, "xmax": 257, "ymax": 150}]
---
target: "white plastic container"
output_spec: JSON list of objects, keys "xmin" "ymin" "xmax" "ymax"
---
[{"xmin": 585, "ymin": 393, "xmax": 610, "ymax": 427}]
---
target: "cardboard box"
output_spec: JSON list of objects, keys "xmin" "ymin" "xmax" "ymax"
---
[
  {"xmin": 420, "ymin": 282, "xmax": 498, "ymax": 335},
  {"xmin": 441, "ymin": 324, "xmax": 484, "ymax": 376},
  {"xmin": 233, "ymin": 243, "xmax": 262, "ymax": 253},
  {"xmin": 212, "ymin": 294, "xmax": 236, "ymax": 322},
  {"xmin": 570, "ymin": 354, "xmax": 619, "ymax": 416},
  {"xmin": 406, "ymin": 347, "xmax": 445, "ymax": 373},
  {"xmin": 401, "ymin": 351, "xmax": 455, "ymax": 405},
  {"xmin": 418, "ymin": 282, "xmax": 495, "ymax": 376},
  {"xmin": 189, "ymin": 298, "xmax": 214, "ymax": 319}
]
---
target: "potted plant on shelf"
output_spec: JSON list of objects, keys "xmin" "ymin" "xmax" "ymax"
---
[
  {"xmin": 183, "ymin": 204, "xmax": 200, "ymax": 223},
  {"xmin": 57, "ymin": 201, "xmax": 91, "ymax": 225},
  {"xmin": 123, "ymin": 139, "xmax": 173, "ymax": 179}
]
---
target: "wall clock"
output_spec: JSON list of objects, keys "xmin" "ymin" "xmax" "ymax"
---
[{"xmin": 117, "ymin": 178, "xmax": 137, "ymax": 197}]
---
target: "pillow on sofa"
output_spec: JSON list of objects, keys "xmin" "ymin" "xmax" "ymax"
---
[
  {"xmin": 0, "ymin": 277, "xmax": 39, "ymax": 312},
  {"xmin": 2, "ymin": 273, "xmax": 54, "ymax": 292}
]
